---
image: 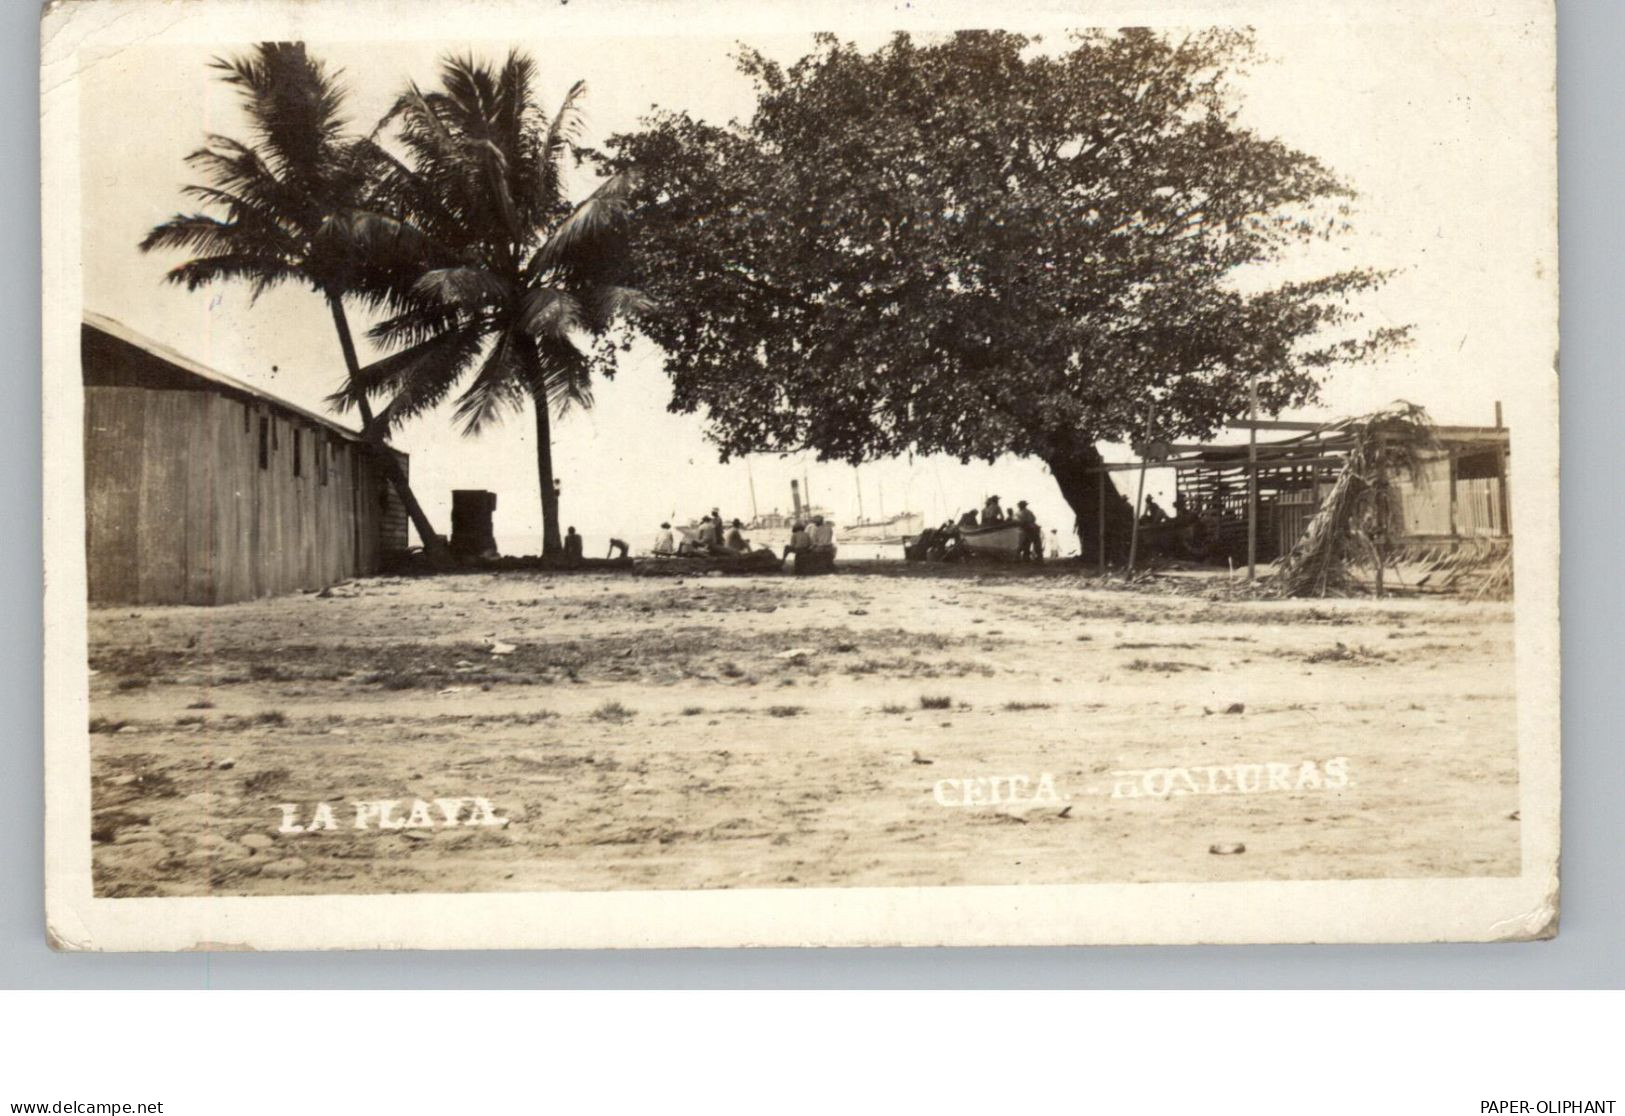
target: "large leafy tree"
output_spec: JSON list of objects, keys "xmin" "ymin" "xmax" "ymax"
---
[
  {"xmin": 334, "ymin": 52, "xmax": 644, "ymax": 557},
  {"xmin": 139, "ymin": 42, "xmax": 447, "ymax": 559},
  {"xmin": 602, "ymin": 29, "xmax": 1407, "ymax": 558}
]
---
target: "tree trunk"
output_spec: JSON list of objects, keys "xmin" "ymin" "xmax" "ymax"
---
[
  {"xmin": 325, "ymin": 294, "xmax": 449, "ymax": 563},
  {"xmin": 1045, "ymin": 441, "xmax": 1136, "ymax": 567},
  {"xmin": 532, "ymin": 389, "xmax": 562, "ymax": 557}
]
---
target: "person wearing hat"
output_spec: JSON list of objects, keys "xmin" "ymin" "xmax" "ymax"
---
[
  {"xmin": 653, "ymin": 522, "xmax": 676, "ymax": 555},
  {"xmin": 727, "ymin": 518, "xmax": 750, "ymax": 552},
  {"xmin": 1015, "ymin": 499, "xmax": 1041, "ymax": 560},
  {"xmin": 981, "ymin": 495, "xmax": 1005, "ymax": 526}
]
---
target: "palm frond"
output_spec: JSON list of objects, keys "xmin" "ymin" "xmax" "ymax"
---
[
  {"xmin": 531, "ymin": 334, "xmax": 595, "ymax": 417},
  {"xmin": 315, "ymin": 209, "xmax": 440, "ymax": 270},
  {"xmin": 515, "ymin": 287, "xmax": 585, "ymax": 339},
  {"xmin": 524, "ymin": 169, "xmax": 638, "ymax": 278},
  {"xmin": 367, "ymin": 299, "xmax": 472, "ymax": 349},
  {"xmin": 451, "ymin": 328, "xmax": 530, "ymax": 434},
  {"xmin": 210, "ymin": 43, "xmax": 350, "ymax": 194},
  {"xmin": 331, "ymin": 321, "xmax": 488, "ymax": 424},
  {"xmin": 1272, "ymin": 402, "xmax": 1438, "ymax": 598},
  {"xmin": 414, "ymin": 266, "xmax": 510, "ymax": 309},
  {"xmin": 161, "ymin": 253, "xmax": 303, "ymax": 299},
  {"xmin": 536, "ymin": 79, "xmax": 588, "ymax": 210}
]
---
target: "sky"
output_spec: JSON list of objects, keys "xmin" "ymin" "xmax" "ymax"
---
[{"xmin": 75, "ymin": 18, "xmax": 1555, "ymax": 554}]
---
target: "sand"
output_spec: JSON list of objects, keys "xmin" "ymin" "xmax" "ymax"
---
[{"xmin": 84, "ymin": 567, "xmax": 1519, "ymax": 897}]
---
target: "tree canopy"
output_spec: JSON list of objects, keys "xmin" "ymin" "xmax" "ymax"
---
[
  {"xmin": 331, "ymin": 52, "xmax": 644, "ymax": 554},
  {"xmin": 602, "ymin": 29, "xmax": 1407, "ymax": 547}
]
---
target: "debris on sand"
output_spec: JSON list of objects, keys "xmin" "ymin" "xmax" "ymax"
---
[
  {"xmin": 1223, "ymin": 702, "xmax": 1246, "ymax": 715},
  {"xmin": 1209, "ymin": 843, "xmax": 1247, "ymax": 855},
  {"xmin": 911, "ymin": 751, "xmax": 934, "ymax": 765}
]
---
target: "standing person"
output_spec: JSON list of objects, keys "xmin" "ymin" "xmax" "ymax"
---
[
  {"xmin": 1048, "ymin": 528, "xmax": 1061, "ymax": 560},
  {"xmin": 981, "ymin": 495, "xmax": 1005, "ymax": 526},
  {"xmin": 563, "ymin": 526, "xmax": 584, "ymax": 565},
  {"xmin": 709, "ymin": 508, "xmax": 725, "ymax": 548},
  {"xmin": 1015, "ymin": 500, "xmax": 1040, "ymax": 560},
  {"xmin": 653, "ymin": 522, "xmax": 676, "ymax": 555}
]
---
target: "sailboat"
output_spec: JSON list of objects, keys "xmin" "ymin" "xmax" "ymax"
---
[{"xmin": 842, "ymin": 468, "xmax": 924, "ymax": 545}]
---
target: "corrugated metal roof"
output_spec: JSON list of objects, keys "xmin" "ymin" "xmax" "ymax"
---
[{"xmin": 82, "ymin": 310, "xmax": 387, "ymax": 447}]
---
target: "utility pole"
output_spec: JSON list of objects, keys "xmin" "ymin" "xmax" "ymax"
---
[{"xmin": 1247, "ymin": 372, "xmax": 1259, "ymax": 582}]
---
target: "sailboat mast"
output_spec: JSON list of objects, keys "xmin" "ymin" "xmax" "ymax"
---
[
  {"xmin": 854, "ymin": 467, "xmax": 864, "ymax": 522},
  {"xmin": 746, "ymin": 458, "xmax": 759, "ymax": 522}
]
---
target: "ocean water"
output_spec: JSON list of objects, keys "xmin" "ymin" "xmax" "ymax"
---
[{"xmin": 495, "ymin": 533, "xmax": 907, "ymax": 562}]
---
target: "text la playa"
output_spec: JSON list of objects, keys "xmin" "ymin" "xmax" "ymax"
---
[{"xmin": 277, "ymin": 797, "xmax": 508, "ymax": 833}]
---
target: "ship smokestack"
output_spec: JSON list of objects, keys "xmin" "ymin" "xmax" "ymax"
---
[{"xmin": 791, "ymin": 479, "xmax": 803, "ymax": 520}]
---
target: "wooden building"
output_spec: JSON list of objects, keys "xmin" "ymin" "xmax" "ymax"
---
[
  {"xmin": 1168, "ymin": 418, "xmax": 1511, "ymax": 563},
  {"xmin": 1103, "ymin": 408, "xmax": 1512, "ymax": 570},
  {"xmin": 82, "ymin": 312, "xmax": 410, "ymax": 606}
]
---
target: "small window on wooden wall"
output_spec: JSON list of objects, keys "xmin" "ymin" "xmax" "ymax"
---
[
  {"xmin": 243, "ymin": 403, "xmax": 251, "ymax": 433},
  {"xmin": 258, "ymin": 417, "xmax": 269, "ymax": 469},
  {"xmin": 293, "ymin": 429, "xmax": 303, "ymax": 478}
]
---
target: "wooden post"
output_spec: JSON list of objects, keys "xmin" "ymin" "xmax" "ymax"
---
[
  {"xmin": 1096, "ymin": 467, "xmax": 1106, "ymax": 578},
  {"xmin": 1448, "ymin": 446, "xmax": 1459, "ymax": 537},
  {"xmin": 1373, "ymin": 435, "xmax": 1386, "ymax": 600},
  {"xmin": 1127, "ymin": 402, "xmax": 1155, "ymax": 576},
  {"xmin": 1247, "ymin": 373, "xmax": 1258, "ymax": 582},
  {"xmin": 1494, "ymin": 398, "xmax": 1510, "ymax": 537}
]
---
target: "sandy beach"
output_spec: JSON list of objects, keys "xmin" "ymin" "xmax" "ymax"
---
[{"xmin": 85, "ymin": 567, "xmax": 1519, "ymax": 898}]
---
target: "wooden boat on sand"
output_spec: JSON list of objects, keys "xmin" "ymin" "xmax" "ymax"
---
[
  {"xmin": 632, "ymin": 549, "xmax": 786, "ymax": 577},
  {"xmin": 956, "ymin": 523, "xmax": 1024, "ymax": 559}
]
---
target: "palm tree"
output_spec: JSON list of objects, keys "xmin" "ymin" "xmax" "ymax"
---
[
  {"xmin": 332, "ymin": 52, "xmax": 645, "ymax": 557},
  {"xmin": 139, "ymin": 42, "xmax": 449, "ymax": 561}
]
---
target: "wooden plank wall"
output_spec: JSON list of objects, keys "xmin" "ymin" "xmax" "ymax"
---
[
  {"xmin": 1392, "ymin": 452, "xmax": 1510, "ymax": 541},
  {"xmin": 84, "ymin": 386, "xmax": 400, "ymax": 605}
]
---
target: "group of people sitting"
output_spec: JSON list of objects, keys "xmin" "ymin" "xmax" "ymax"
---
[
  {"xmin": 648, "ymin": 508, "xmax": 837, "ymax": 562},
  {"xmin": 954, "ymin": 494, "xmax": 1045, "ymax": 560},
  {"xmin": 783, "ymin": 516, "xmax": 835, "ymax": 560},
  {"xmin": 651, "ymin": 508, "xmax": 755, "ymax": 557}
]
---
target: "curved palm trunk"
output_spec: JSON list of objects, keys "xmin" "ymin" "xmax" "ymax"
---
[{"xmin": 325, "ymin": 295, "xmax": 449, "ymax": 563}]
